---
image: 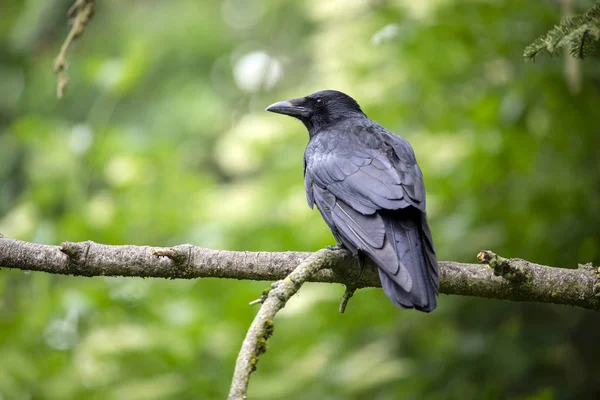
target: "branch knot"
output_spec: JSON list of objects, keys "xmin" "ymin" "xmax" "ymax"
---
[
  {"xmin": 478, "ymin": 250, "xmax": 532, "ymax": 285},
  {"xmin": 59, "ymin": 241, "xmax": 93, "ymax": 275},
  {"xmin": 152, "ymin": 245, "xmax": 193, "ymax": 278}
]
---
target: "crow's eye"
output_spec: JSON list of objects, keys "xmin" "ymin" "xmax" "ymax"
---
[{"xmin": 315, "ymin": 98, "xmax": 324, "ymax": 107}]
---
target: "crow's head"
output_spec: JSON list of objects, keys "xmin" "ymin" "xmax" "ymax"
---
[{"xmin": 266, "ymin": 90, "xmax": 364, "ymax": 133}]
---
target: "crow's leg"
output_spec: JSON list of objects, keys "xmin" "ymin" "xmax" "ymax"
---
[
  {"xmin": 351, "ymin": 251, "xmax": 365, "ymax": 280},
  {"xmin": 338, "ymin": 251, "xmax": 367, "ymax": 313}
]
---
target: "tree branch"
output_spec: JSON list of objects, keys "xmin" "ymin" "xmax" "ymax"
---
[
  {"xmin": 228, "ymin": 250, "xmax": 331, "ymax": 400},
  {"xmin": 0, "ymin": 234, "xmax": 599, "ymax": 311},
  {"xmin": 54, "ymin": 0, "xmax": 96, "ymax": 98}
]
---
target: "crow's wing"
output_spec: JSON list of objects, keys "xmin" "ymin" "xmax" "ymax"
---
[{"xmin": 305, "ymin": 123, "xmax": 426, "ymax": 215}]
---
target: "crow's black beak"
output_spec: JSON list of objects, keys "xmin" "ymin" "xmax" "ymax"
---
[{"xmin": 265, "ymin": 99, "xmax": 309, "ymax": 118}]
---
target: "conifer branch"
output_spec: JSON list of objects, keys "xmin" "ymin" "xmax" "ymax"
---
[{"xmin": 524, "ymin": 1, "xmax": 600, "ymax": 60}]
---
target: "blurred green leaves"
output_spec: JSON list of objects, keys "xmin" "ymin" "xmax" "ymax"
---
[{"xmin": 1, "ymin": 0, "xmax": 600, "ymax": 399}]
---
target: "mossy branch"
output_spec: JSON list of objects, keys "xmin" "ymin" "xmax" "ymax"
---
[
  {"xmin": 524, "ymin": 1, "xmax": 600, "ymax": 60},
  {"xmin": 227, "ymin": 250, "xmax": 333, "ymax": 400}
]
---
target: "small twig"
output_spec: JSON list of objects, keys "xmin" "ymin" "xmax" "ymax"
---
[
  {"xmin": 248, "ymin": 288, "xmax": 271, "ymax": 306},
  {"xmin": 338, "ymin": 285, "xmax": 357, "ymax": 313},
  {"xmin": 228, "ymin": 250, "xmax": 331, "ymax": 400},
  {"xmin": 248, "ymin": 298, "xmax": 264, "ymax": 306},
  {"xmin": 54, "ymin": 0, "xmax": 96, "ymax": 99}
]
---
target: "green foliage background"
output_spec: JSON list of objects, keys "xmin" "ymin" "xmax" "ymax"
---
[{"xmin": 1, "ymin": 0, "xmax": 600, "ymax": 399}]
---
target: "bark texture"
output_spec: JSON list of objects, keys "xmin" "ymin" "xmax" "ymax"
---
[{"xmin": 0, "ymin": 234, "xmax": 599, "ymax": 311}]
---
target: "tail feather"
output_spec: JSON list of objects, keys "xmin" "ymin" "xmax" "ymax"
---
[
  {"xmin": 379, "ymin": 209, "xmax": 438, "ymax": 312},
  {"xmin": 419, "ymin": 213, "xmax": 439, "ymax": 292}
]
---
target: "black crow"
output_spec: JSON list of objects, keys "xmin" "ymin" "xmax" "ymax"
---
[{"xmin": 266, "ymin": 90, "xmax": 438, "ymax": 312}]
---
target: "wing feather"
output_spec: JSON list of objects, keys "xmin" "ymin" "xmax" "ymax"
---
[{"xmin": 305, "ymin": 128, "xmax": 426, "ymax": 213}]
